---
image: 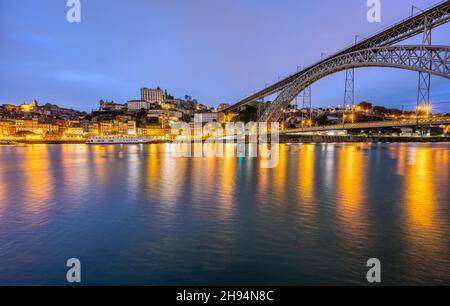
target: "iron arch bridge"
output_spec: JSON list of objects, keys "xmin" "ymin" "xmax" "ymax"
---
[
  {"xmin": 260, "ymin": 45, "xmax": 450, "ymax": 122},
  {"xmin": 222, "ymin": 1, "xmax": 450, "ymax": 123}
]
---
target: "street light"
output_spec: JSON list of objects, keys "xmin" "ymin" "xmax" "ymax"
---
[
  {"xmin": 416, "ymin": 105, "xmax": 422, "ymax": 125},
  {"xmin": 423, "ymin": 105, "xmax": 431, "ymax": 117},
  {"xmin": 349, "ymin": 114, "xmax": 355, "ymax": 124}
]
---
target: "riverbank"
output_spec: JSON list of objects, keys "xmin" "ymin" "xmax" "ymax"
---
[
  {"xmin": 280, "ymin": 135, "xmax": 450, "ymax": 143},
  {"xmin": 2, "ymin": 135, "xmax": 450, "ymax": 145},
  {"xmin": 0, "ymin": 141, "xmax": 15, "ymax": 145},
  {"xmin": 0, "ymin": 140, "xmax": 86, "ymax": 145}
]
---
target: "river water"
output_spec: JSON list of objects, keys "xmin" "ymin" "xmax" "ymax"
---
[{"xmin": 0, "ymin": 143, "xmax": 449, "ymax": 285}]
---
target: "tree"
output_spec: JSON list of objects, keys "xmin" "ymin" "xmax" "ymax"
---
[
  {"xmin": 314, "ymin": 114, "xmax": 333, "ymax": 126},
  {"xmin": 147, "ymin": 117, "xmax": 159, "ymax": 124},
  {"xmin": 358, "ymin": 101, "xmax": 373, "ymax": 110},
  {"xmin": 237, "ymin": 106, "xmax": 257, "ymax": 123},
  {"xmin": 164, "ymin": 90, "xmax": 174, "ymax": 100},
  {"xmin": 373, "ymin": 106, "xmax": 388, "ymax": 115},
  {"xmin": 135, "ymin": 109, "xmax": 148, "ymax": 127},
  {"xmin": 386, "ymin": 108, "xmax": 403, "ymax": 116}
]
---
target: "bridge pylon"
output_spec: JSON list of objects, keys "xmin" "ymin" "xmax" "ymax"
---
[
  {"xmin": 301, "ymin": 85, "xmax": 312, "ymax": 126},
  {"xmin": 416, "ymin": 15, "xmax": 433, "ymax": 122},
  {"xmin": 343, "ymin": 36, "xmax": 363, "ymax": 123},
  {"xmin": 344, "ymin": 68, "xmax": 355, "ymax": 107}
]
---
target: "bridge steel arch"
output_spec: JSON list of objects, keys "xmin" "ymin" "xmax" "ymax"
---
[
  {"xmin": 223, "ymin": 1, "xmax": 450, "ymax": 114},
  {"xmin": 259, "ymin": 45, "xmax": 450, "ymax": 122}
]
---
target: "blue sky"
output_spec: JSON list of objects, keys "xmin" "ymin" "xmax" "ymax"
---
[{"xmin": 0, "ymin": 0, "xmax": 449, "ymax": 112}]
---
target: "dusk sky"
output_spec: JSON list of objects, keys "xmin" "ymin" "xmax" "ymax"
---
[{"xmin": 1, "ymin": 0, "xmax": 449, "ymax": 112}]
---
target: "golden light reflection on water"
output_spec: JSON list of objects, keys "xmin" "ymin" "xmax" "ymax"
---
[
  {"xmin": 147, "ymin": 144, "xmax": 160, "ymax": 189},
  {"xmin": 159, "ymin": 152, "xmax": 186, "ymax": 206},
  {"xmin": 21, "ymin": 145, "xmax": 54, "ymax": 216},
  {"xmin": 434, "ymin": 147, "xmax": 449, "ymax": 192},
  {"xmin": 271, "ymin": 145, "xmax": 287, "ymax": 204},
  {"xmin": 125, "ymin": 146, "xmax": 141, "ymax": 198},
  {"xmin": 404, "ymin": 147, "xmax": 436, "ymax": 229},
  {"xmin": 90, "ymin": 145, "xmax": 109, "ymax": 188},
  {"xmin": 60, "ymin": 144, "xmax": 90, "ymax": 198},
  {"xmin": 362, "ymin": 145, "xmax": 449, "ymax": 277},
  {"xmin": 393, "ymin": 145, "xmax": 450, "ymax": 234},
  {"xmin": 146, "ymin": 144, "xmax": 192, "ymax": 206},
  {"xmin": 323, "ymin": 144, "xmax": 336, "ymax": 189},
  {"xmin": 257, "ymin": 163, "xmax": 270, "ymax": 206},
  {"xmin": 400, "ymin": 145, "xmax": 450, "ymax": 279},
  {"xmin": 395, "ymin": 145, "xmax": 407, "ymax": 176},
  {"xmin": 0, "ymin": 143, "xmax": 449, "ymax": 284},
  {"xmin": 336, "ymin": 144, "xmax": 368, "ymax": 241},
  {"xmin": 298, "ymin": 145, "xmax": 315, "ymax": 205},
  {"xmin": 0, "ymin": 160, "xmax": 7, "ymax": 218},
  {"xmin": 217, "ymin": 156, "xmax": 236, "ymax": 220}
]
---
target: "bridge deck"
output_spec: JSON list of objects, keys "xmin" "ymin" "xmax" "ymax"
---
[{"xmin": 282, "ymin": 119, "xmax": 450, "ymax": 134}]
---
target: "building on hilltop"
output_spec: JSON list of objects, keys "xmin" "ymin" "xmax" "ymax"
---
[
  {"xmin": 141, "ymin": 87, "xmax": 164, "ymax": 104},
  {"xmin": 217, "ymin": 103, "xmax": 231, "ymax": 112},
  {"xmin": 14, "ymin": 118, "xmax": 59, "ymax": 134},
  {"xmin": 0, "ymin": 120, "xmax": 15, "ymax": 136},
  {"xmin": 20, "ymin": 100, "xmax": 39, "ymax": 113},
  {"xmin": 99, "ymin": 100, "xmax": 127, "ymax": 111},
  {"xmin": 127, "ymin": 100, "xmax": 151, "ymax": 111},
  {"xmin": 2, "ymin": 100, "xmax": 39, "ymax": 113},
  {"xmin": 193, "ymin": 112, "xmax": 219, "ymax": 123}
]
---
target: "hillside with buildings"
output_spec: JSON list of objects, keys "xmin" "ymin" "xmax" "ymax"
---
[{"xmin": 0, "ymin": 87, "xmax": 230, "ymax": 143}]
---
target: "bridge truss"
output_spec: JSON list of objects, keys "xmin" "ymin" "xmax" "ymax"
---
[
  {"xmin": 223, "ymin": 0, "xmax": 450, "ymax": 122},
  {"xmin": 260, "ymin": 45, "xmax": 450, "ymax": 122}
]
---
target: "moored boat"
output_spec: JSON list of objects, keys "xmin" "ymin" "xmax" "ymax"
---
[{"xmin": 86, "ymin": 136, "xmax": 155, "ymax": 144}]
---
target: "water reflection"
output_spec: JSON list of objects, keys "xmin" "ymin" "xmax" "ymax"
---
[
  {"xmin": 21, "ymin": 145, "xmax": 54, "ymax": 218},
  {"xmin": 298, "ymin": 144, "xmax": 315, "ymax": 205},
  {"xmin": 0, "ymin": 143, "xmax": 449, "ymax": 285},
  {"xmin": 401, "ymin": 146, "xmax": 449, "ymax": 281},
  {"xmin": 90, "ymin": 145, "xmax": 109, "ymax": 189},
  {"xmin": 404, "ymin": 147, "xmax": 436, "ymax": 228},
  {"xmin": 336, "ymin": 145, "xmax": 368, "ymax": 243},
  {"xmin": 217, "ymin": 156, "xmax": 236, "ymax": 220},
  {"xmin": 272, "ymin": 144, "xmax": 287, "ymax": 204},
  {"xmin": 60, "ymin": 144, "xmax": 90, "ymax": 202},
  {"xmin": 0, "ymin": 159, "xmax": 7, "ymax": 219}
]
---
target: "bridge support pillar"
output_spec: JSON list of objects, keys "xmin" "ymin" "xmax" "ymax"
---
[
  {"xmin": 344, "ymin": 68, "xmax": 355, "ymax": 108},
  {"xmin": 301, "ymin": 85, "xmax": 312, "ymax": 126},
  {"xmin": 416, "ymin": 17, "xmax": 432, "ymax": 121},
  {"xmin": 344, "ymin": 68, "xmax": 355, "ymax": 124}
]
